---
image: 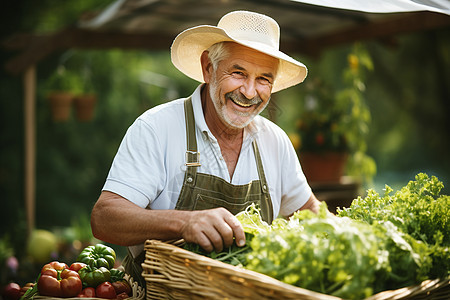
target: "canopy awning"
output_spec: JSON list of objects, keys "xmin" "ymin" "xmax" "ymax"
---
[
  {"xmin": 293, "ymin": 0, "xmax": 450, "ymax": 14},
  {"xmin": 4, "ymin": 0, "xmax": 450, "ymax": 75}
]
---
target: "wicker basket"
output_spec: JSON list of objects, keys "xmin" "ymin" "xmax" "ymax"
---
[
  {"xmin": 34, "ymin": 273, "xmax": 145, "ymax": 300},
  {"xmin": 142, "ymin": 239, "xmax": 449, "ymax": 300}
]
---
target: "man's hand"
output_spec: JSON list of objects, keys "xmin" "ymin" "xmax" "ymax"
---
[{"xmin": 180, "ymin": 207, "xmax": 245, "ymax": 253}]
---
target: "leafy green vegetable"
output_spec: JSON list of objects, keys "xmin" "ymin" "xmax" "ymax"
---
[
  {"xmin": 372, "ymin": 221, "xmax": 432, "ymax": 290},
  {"xmin": 244, "ymin": 204, "xmax": 434, "ymax": 299},
  {"xmin": 337, "ymin": 173, "xmax": 449, "ymax": 278},
  {"xmin": 245, "ymin": 205, "xmax": 384, "ymax": 299}
]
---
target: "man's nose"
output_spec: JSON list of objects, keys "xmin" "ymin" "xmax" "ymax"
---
[{"xmin": 239, "ymin": 79, "xmax": 257, "ymax": 100}]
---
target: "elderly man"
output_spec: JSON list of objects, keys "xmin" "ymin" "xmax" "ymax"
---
[{"xmin": 91, "ymin": 10, "xmax": 321, "ymax": 283}]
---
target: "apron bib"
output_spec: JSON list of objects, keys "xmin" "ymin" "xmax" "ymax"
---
[
  {"xmin": 175, "ymin": 98, "xmax": 273, "ymax": 222},
  {"xmin": 123, "ymin": 97, "xmax": 273, "ymax": 286}
]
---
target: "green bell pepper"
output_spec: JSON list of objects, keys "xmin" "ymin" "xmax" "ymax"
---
[
  {"xmin": 109, "ymin": 268, "xmax": 125, "ymax": 282},
  {"xmin": 77, "ymin": 244, "xmax": 116, "ymax": 269},
  {"xmin": 78, "ymin": 266, "xmax": 111, "ymax": 288}
]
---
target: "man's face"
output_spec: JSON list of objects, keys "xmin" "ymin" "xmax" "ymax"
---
[{"xmin": 207, "ymin": 43, "xmax": 278, "ymax": 129}]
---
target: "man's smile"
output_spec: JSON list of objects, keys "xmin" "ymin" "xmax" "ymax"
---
[{"xmin": 226, "ymin": 91, "xmax": 262, "ymax": 108}]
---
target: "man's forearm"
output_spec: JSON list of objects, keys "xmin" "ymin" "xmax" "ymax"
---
[
  {"xmin": 91, "ymin": 191, "xmax": 186, "ymax": 246},
  {"xmin": 91, "ymin": 191, "xmax": 245, "ymax": 252}
]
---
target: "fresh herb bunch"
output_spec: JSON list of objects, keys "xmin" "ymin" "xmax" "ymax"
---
[{"xmin": 337, "ymin": 173, "xmax": 449, "ymax": 278}]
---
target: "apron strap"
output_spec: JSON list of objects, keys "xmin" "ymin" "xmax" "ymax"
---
[
  {"xmin": 183, "ymin": 98, "xmax": 200, "ymax": 185},
  {"xmin": 252, "ymin": 140, "xmax": 274, "ymax": 223}
]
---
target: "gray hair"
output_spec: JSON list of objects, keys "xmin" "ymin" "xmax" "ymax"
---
[{"xmin": 207, "ymin": 42, "xmax": 230, "ymax": 71}]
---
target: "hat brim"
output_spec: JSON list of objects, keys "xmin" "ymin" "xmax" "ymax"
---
[{"xmin": 171, "ymin": 25, "xmax": 307, "ymax": 93}]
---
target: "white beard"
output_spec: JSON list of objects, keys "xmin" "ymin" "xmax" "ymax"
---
[{"xmin": 208, "ymin": 75, "xmax": 268, "ymax": 129}]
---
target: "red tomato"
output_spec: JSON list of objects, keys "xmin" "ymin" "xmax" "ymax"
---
[
  {"xmin": 2, "ymin": 283, "xmax": 21, "ymax": 300},
  {"xmin": 69, "ymin": 262, "xmax": 87, "ymax": 273},
  {"xmin": 38, "ymin": 261, "xmax": 82, "ymax": 297},
  {"xmin": 77, "ymin": 287, "xmax": 96, "ymax": 298},
  {"xmin": 96, "ymin": 282, "xmax": 117, "ymax": 299}
]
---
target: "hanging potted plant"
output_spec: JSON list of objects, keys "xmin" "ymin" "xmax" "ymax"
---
[
  {"xmin": 292, "ymin": 44, "xmax": 376, "ymax": 184},
  {"xmin": 74, "ymin": 94, "xmax": 96, "ymax": 122},
  {"xmin": 73, "ymin": 62, "xmax": 97, "ymax": 122},
  {"xmin": 46, "ymin": 66, "xmax": 82, "ymax": 122}
]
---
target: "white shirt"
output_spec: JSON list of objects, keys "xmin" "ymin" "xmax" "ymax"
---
[{"xmin": 103, "ymin": 84, "xmax": 312, "ymax": 218}]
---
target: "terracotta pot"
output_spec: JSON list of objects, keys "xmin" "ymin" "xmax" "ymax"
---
[
  {"xmin": 48, "ymin": 91, "xmax": 74, "ymax": 122},
  {"xmin": 299, "ymin": 152, "xmax": 348, "ymax": 183},
  {"xmin": 74, "ymin": 94, "xmax": 97, "ymax": 122}
]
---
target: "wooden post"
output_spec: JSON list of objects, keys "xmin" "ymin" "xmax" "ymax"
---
[{"xmin": 24, "ymin": 65, "xmax": 36, "ymax": 236}]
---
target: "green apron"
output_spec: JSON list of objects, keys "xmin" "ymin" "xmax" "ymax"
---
[{"xmin": 123, "ymin": 97, "xmax": 273, "ymax": 287}]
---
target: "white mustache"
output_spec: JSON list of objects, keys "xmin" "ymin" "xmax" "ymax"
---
[{"xmin": 226, "ymin": 91, "xmax": 262, "ymax": 107}]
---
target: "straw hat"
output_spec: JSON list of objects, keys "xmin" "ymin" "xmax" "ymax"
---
[{"xmin": 171, "ymin": 10, "xmax": 307, "ymax": 93}]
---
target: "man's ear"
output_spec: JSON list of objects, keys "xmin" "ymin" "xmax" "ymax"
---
[{"xmin": 200, "ymin": 51, "xmax": 213, "ymax": 83}]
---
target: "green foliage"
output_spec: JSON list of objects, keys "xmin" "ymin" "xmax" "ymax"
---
[
  {"xmin": 337, "ymin": 173, "xmax": 449, "ymax": 278},
  {"xmin": 18, "ymin": 0, "xmax": 112, "ymax": 33},
  {"xmin": 246, "ymin": 207, "xmax": 384, "ymax": 299},
  {"xmin": 55, "ymin": 213, "xmax": 96, "ymax": 247},
  {"xmin": 243, "ymin": 204, "xmax": 435, "ymax": 299},
  {"xmin": 45, "ymin": 65, "xmax": 83, "ymax": 95},
  {"xmin": 337, "ymin": 173, "xmax": 448, "ymax": 245}
]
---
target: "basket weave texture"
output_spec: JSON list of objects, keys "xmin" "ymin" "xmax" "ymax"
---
[
  {"xmin": 142, "ymin": 239, "xmax": 449, "ymax": 300},
  {"xmin": 34, "ymin": 273, "xmax": 145, "ymax": 300}
]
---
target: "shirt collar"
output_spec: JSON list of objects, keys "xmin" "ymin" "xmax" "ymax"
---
[{"xmin": 191, "ymin": 84, "xmax": 259, "ymax": 143}]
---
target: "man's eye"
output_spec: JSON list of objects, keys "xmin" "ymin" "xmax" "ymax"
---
[
  {"xmin": 232, "ymin": 71, "xmax": 245, "ymax": 77},
  {"xmin": 258, "ymin": 77, "xmax": 272, "ymax": 85}
]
